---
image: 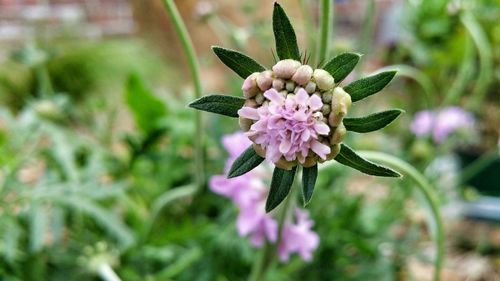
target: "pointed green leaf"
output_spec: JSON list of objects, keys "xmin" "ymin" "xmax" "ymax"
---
[
  {"xmin": 228, "ymin": 146, "xmax": 265, "ymax": 178},
  {"xmin": 343, "ymin": 109, "xmax": 404, "ymax": 133},
  {"xmin": 344, "ymin": 70, "xmax": 397, "ymax": 102},
  {"xmin": 302, "ymin": 165, "xmax": 318, "ymax": 205},
  {"xmin": 266, "ymin": 166, "xmax": 297, "ymax": 212},
  {"xmin": 335, "ymin": 144, "xmax": 401, "ymax": 177},
  {"xmin": 188, "ymin": 95, "xmax": 245, "ymax": 117},
  {"xmin": 322, "ymin": 52, "xmax": 362, "ymax": 83},
  {"xmin": 212, "ymin": 46, "xmax": 266, "ymax": 79},
  {"xmin": 272, "ymin": 2, "xmax": 300, "ymax": 60}
]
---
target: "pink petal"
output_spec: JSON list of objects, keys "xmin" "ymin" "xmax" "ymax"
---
[
  {"xmin": 264, "ymin": 88, "xmax": 285, "ymax": 104},
  {"xmin": 295, "ymin": 88, "xmax": 309, "ymax": 106},
  {"xmin": 279, "ymin": 139, "xmax": 292, "ymax": 154},
  {"xmin": 308, "ymin": 95, "xmax": 323, "ymax": 111},
  {"xmin": 238, "ymin": 107, "xmax": 259, "ymax": 120},
  {"xmin": 314, "ymin": 122, "xmax": 330, "ymax": 135},
  {"xmin": 311, "ymin": 140, "xmax": 330, "ymax": 159}
]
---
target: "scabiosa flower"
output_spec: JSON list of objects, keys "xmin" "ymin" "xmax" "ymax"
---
[
  {"xmin": 411, "ymin": 106, "xmax": 475, "ymax": 144},
  {"xmin": 210, "ymin": 132, "xmax": 319, "ymax": 260},
  {"xmin": 190, "ymin": 2, "xmax": 402, "ymax": 212}
]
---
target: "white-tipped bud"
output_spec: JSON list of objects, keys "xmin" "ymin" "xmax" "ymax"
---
[
  {"xmin": 272, "ymin": 78, "xmax": 285, "ymax": 91},
  {"xmin": 330, "ymin": 123, "xmax": 347, "ymax": 145},
  {"xmin": 285, "ymin": 81, "xmax": 296, "ymax": 92},
  {"xmin": 272, "ymin": 59, "xmax": 301, "ymax": 79},
  {"xmin": 302, "ymin": 155, "xmax": 318, "ymax": 167},
  {"xmin": 292, "ymin": 65, "xmax": 313, "ymax": 85},
  {"xmin": 331, "ymin": 87, "xmax": 352, "ymax": 116},
  {"xmin": 239, "ymin": 117, "xmax": 253, "ymax": 131},
  {"xmin": 242, "ymin": 72, "xmax": 260, "ymax": 98},
  {"xmin": 305, "ymin": 82, "xmax": 317, "ymax": 94},
  {"xmin": 256, "ymin": 70, "xmax": 273, "ymax": 91},
  {"xmin": 313, "ymin": 69, "xmax": 335, "ymax": 90},
  {"xmin": 325, "ymin": 143, "xmax": 341, "ymax": 161},
  {"xmin": 244, "ymin": 99, "xmax": 258, "ymax": 108},
  {"xmin": 255, "ymin": 93, "xmax": 265, "ymax": 105}
]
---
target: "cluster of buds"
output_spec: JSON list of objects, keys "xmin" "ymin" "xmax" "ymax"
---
[{"xmin": 238, "ymin": 59, "xmax": 352, "ymax": 169}]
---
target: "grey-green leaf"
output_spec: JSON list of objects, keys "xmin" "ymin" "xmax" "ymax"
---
[
  {"xmin": 302, "ymin": 165, "xmax": 318, "ymax": 205},
  {"xmin": 322, "ymin": 52, "xmax": 362, "ymax": 83},
  {"xmin": 343, "ymin": 109, "xmax": 404, "ymax": 133},
  {"xmin": 335, "ymin": 144, "xmax": 401, "ymax": 177},
  {"xmin": 265, "ymin": 166, "xmax": 297, "ymax": 212},
  {"xmin": 272, "ymin": 2, "xmax": 300, "ymax": 61},
  {"xmin": 228, "ymin": 146, "xmax": 265, "ymax": 178},
  {"xmin": 212, "ymin": 46, "xmax": 266, "ymax": 79},
  {"xmin": 344, "ymin": 70, "xmax": 397, "ymax": 102},
  {"xmin": 188, "ymin": 95, "xmax": 245, "ymax": 118}
]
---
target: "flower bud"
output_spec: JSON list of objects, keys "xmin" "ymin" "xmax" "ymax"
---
[
  {"xmin": 279, "ymin": 90, "xmax": 288, "ymax": 98},
  {"xmin": 252, "ymin": 143, "xmax": 266, "ymax": 158},
  {"xmin": 285, "ymin": 81, "xmax": 296, "ymax": 92},
  {"xmin": 325, "ymin": 144, "xmax": 341, "ymax": 161},
  {"xmin": 321, "ymin": 104, "xmax": 331, "ymax": 115},
  {"xmin": 244, "ymin": 98, "xmax": 258, "ymax": 108},
  {"xmin": 272, "ymin": 59, "xmax": 301, "ymax": 79},
  {"xmin": 256, "ymin": 70, "xmax": 273, "ymax": 91},
  {"xmin": 322, "ymin": 91, "xmax": 333, "ymax": 103},
  {"xmin": 330, "ymin": 123, "xmax": 346, "ymax": 144},
  {"xmin": 292, "ymin": 65, "xmax": 313, "ymax": 85},
  {"xmin": 305, "ymin": 81, "xmax": 317, "ymax": 94},
  {"xmin": 331, "ymin": 87, "xmax": 352, "ymax": 116},
  {"xmin": 239, "ymin": 116, "xmax": 253, "ymax": 131},
  {"xmin": 302, "ymin": 155, "xmax": 318, "ymax": 167},
  {"xmin": 313, "ymin": 69, "xmax": 334, "ymax": 91},
  {"xmin": 275, "ymin": 157, "xmax": 297, "ymax": 170},
  {"xmin": 255, "ymin": 93, "xmax": 265, "ymax": 105},
  {"xmin": 272, "ymin": 78, "xmax": 285, "ymax": 91},
  {"xmin": 294, "ymin": 87, "xmax": 304, "ymax": 94},
  {"xmin": 242, "ymin": 72, "xmax": 260, "ymax": 98}
]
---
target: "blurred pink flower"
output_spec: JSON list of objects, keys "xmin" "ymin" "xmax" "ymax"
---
[
  {"xmin": 209, "ymin": 131, "xmax": 319, "ymax": 261},
  {"xmin": 238, "ymin": 88, "xmax": 330, "ymax": 164},
  {"xmin": 278, "ymin": 209, "xmax": 320, "ymax": 262},
  {"xmin": 411, "ymin": 107, "xmax": 475, "ymax": 143}
]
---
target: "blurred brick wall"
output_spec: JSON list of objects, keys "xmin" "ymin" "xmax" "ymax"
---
[{"xmin": 0, "ymin": 0, "xmax": 135, "ymax": 42}]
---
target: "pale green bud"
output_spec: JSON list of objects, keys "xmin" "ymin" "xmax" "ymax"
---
[
  {"xmin": 313, "ymin": 69, "xmax": 335, "ymax": 90},
  {"xmin": 292, "ymin": 65, "xmax": 313, "ymax": 85},
  {"xmin": 305, "ymin": 81, "xmax": 317, "ymax": 94}
]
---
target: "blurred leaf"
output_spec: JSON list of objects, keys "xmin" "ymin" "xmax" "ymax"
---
[
  {"xmin": 335, "ymin": 144, "xmax": 401, "ymax": 177},
  {"xmin": 273, "ymin": 2, "xmax": 301, "ymax": 60},
  {"xmin": 228, "ymin": 146, "xmax": 265, "ymax": 178},
  {"xmin": 344, "ymin": 71, "xmax": 397, "ymax": 102},
  {"xmin": 189, "ymin": 95, "xmax": 245, "ymax": 118},
  {"xmin": 125, "ymin": 73, "xmax": 167, "ymax": 134},
  {"xmin": 2, "ymin": 218, "xmax": 22, "ymax": 262},
  {"xmin": 343, "ymin": 109, "xmax": 404, "ymax": 133},
  {"xmin": 322, "ymin": 52, "xmax": 362, "ymax": 83},
  {"xmin": 29, "ymin": 203, "xmax": 49, "ymax": 253},
  {"xmin": 302, "ymin": 164, "xmax": 317, "ymax": 205},
  {"xmin": 266, "ymin": 166, "xmax": 297, "ymax": 212},
  {"xmin": 212, "ymin": 47, "xmax": 266, "ymax": 79}
]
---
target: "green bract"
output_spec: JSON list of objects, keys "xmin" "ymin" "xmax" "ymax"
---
[{"xmin": 188, "ymin": 3, "xmax": 403, "ymax": 212}]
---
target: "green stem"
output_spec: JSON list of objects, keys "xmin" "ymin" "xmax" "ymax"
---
[
  {"xmin": 298, "ymin": 0, "xmax": 315, "ymax": 61},
  {"xmin": 162, "ymin": 0, "xmax": 204, "ymax": 190},
  {"xmin": 357, "ymin": 151, "xmax": 444, "ymax": 281},
  {"xmin": 248, "ymin": 169, "xmax": 300, "ymax": 281},
  {"xmin": 34, "ymin": 65, "xmax": 54, "ymax": 98},
  {"xmin": 461, "ymin": 12, "xmax": 493, "ymax": 112},
  {"xmin": 443, "ymin": 35, "xmax": 474, "ymax": 105},
  {"xmin": 317, "ymin": 0, "xmax": 333, "ymax": 66},
  {"xmin": 97, "ymin": 263, "xmax": 121, "ymax": 281},
  {"xmin": 359, "ymin": 0, "xmax": 375, "ymax": 55},
  {"xmin": 459, "ymin": 149, "xmax": 499, "ymax": 185}
]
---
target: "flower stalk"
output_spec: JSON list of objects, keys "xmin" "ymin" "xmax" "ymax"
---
[
  {"xmin": 317, "ymin": 0, "xmax": 333, "ymax": 66},
  {"xmin": 162, "ymin": 0, "xmax": 204, "ymax": 189}
]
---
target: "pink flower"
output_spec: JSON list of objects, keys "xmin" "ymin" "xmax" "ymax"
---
[
  {"xmin": 411, "ymin": 107, "xmax": 475, "ymax": 143},
  {"xmin": 237, "ymin": 201, "xmax": 278, "ymax": 247},
  {"xmin": 238, "ymin": 88, "xmax": 330, "ymax": 164},
  {"xmin": 278, "ymin": 209, "xmax": 320, "ymax": 262}
]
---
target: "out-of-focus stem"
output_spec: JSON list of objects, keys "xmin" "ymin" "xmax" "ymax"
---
[
  {"xmin": 248, "ymin": 169, "xmax": 299, "ymax": 281},
  {"xmin": 357, "ymin": 151, "xmax": 444, "ymax": 281},
  {"xmin": 461, "ymin": 12, "xmax": 493, "ymax": 111},
  {"xmin": 443, "ymin": 36, "xmax": 474, "ymax": 105},
  {"xmin": 97, "ymin": 263, "xmax": 121, "ymax": 281},
  {"xmin": 317, "ymin": 0, "xmax": 333, "ymax": 66},
  {"xmin": 162, "ymin": 0, "xmax": 204, "ymax": 190}
]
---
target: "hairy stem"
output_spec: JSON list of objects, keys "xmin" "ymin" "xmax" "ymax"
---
[
  {"xmin": 357, "ymin": 151, "xmax": 444, "ymax": 281},
  {"xmin": 317, "ymin": 0, "xmax": 333, "ymax": 66},
  {"xmin": 162, "ymin": 0, "xmax": 204, "ymax": 190},
  {"xmin": 248, "ymin": 169, "xmax": 299, "ymax": 281},
  {"xmin": 97, "ymin": 263, "xmax": 121, "ymax": 281}
]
